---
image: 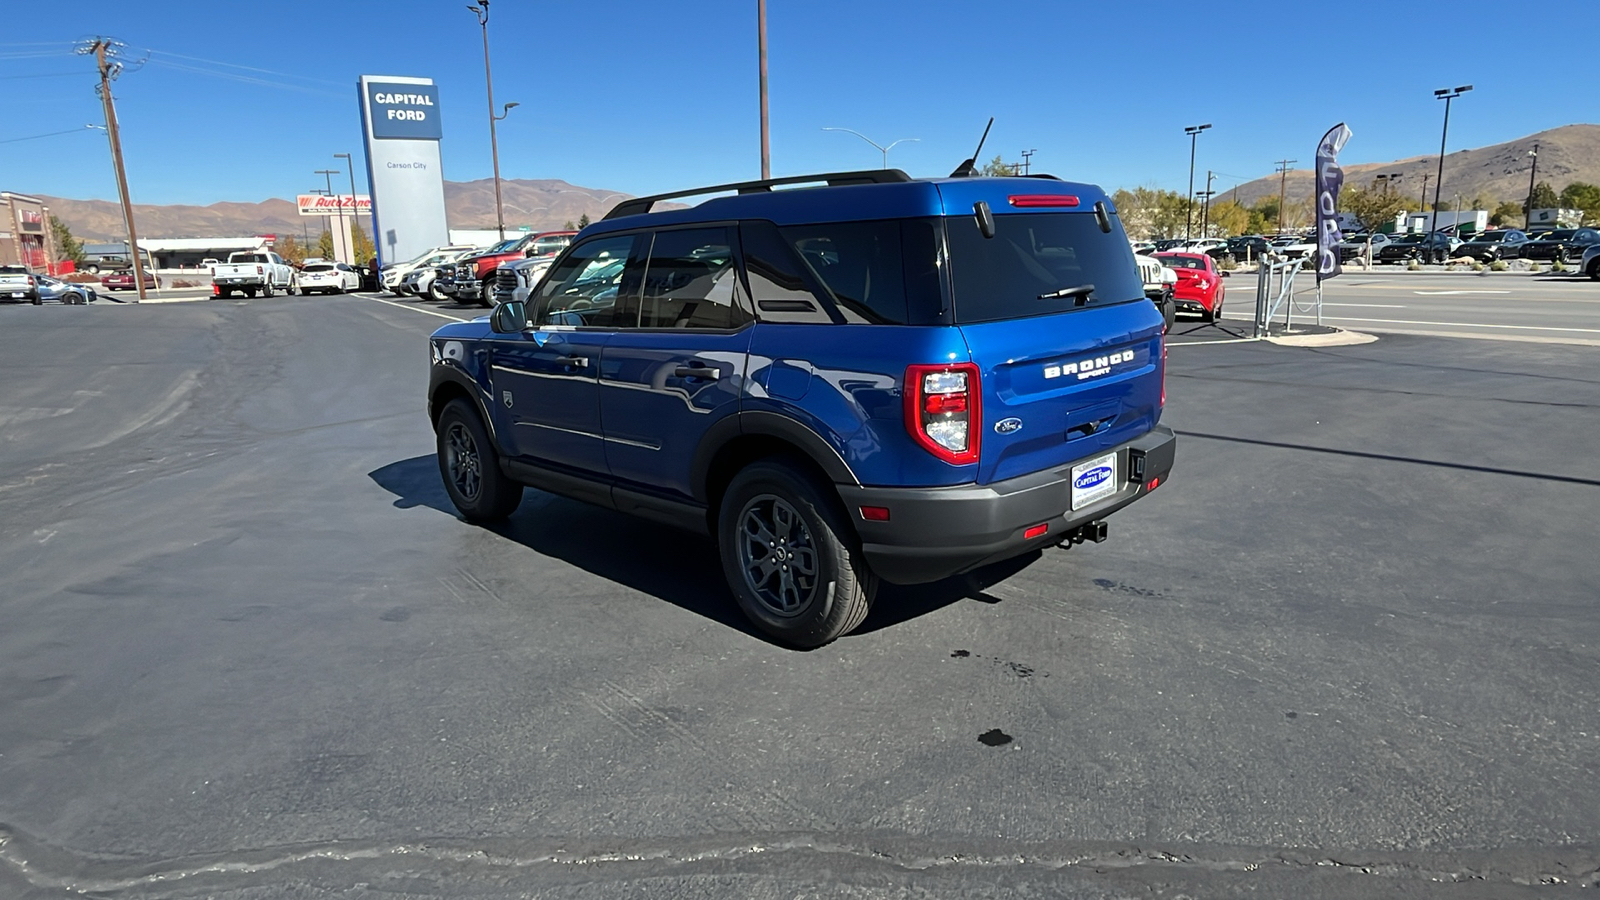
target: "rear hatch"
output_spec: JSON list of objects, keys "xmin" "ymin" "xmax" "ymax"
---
[{"xmin": 937, "ymin": 186, "xmax": 1164, "ymax": 486}]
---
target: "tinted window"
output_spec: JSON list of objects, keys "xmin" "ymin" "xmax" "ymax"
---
[
  {"xmin": 531, "ymin": 234, "xmax": 641, "ymax": 328},
  {"xmin": 739, "ymin": 221, "xmax": 833, "ymax": 324},
  {"xmin": 946, "ymin": 211, "xmax": 1144, "ymax": 324},
  {"xmin": 303, "ymin": 264, "xmax": 333, "ymax": 272},
  {"xmin": 634, "ymin": 227, "xmax": 752, "ymax": 330},
  {"xmin": 233, "ymin": 254, "xmax": 268, "ymax": 263},
  {"xmin": 1154, "ymin": 254, "xmax": 1207, "ymax": 270},
  {"xmin": 780, "ymin": 220, "xmax": 911, "ymax": 324}
]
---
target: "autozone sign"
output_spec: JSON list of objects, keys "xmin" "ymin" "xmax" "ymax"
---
[{"xmin": 296, "ymin": 195, "xmax": 372, "ymax": 217}]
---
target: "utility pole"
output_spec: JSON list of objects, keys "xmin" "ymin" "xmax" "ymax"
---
[
  {"xmin": 468, "ymin": 0, "xmax": 507, "ymax": 241},
  {"xmin": 334, "ymin": 153, "xmax": 362, "ymax": 264},
  {"xmin": 1274, "ymin": 159, "xmax": 1296, "ymax": 235},
  {"xmin": 1199, "ymin": 170, "xmax": 1216, "ymax": 237},
  {"xmin": 315, "ymin": 169, "xmax": 340, "ymax": 260},
  {"xmin": 1021, "ymin": 148, "xmax": 1036, "ymax": 176},
  {"xmin": 1418, "ymin": 172, "xmax": 1431, "ymax": 228},
  {"xmin": 82, "ymin": 38, "xmax": 147, "ymax": 301},
  {"xmin": 757, "ymin": 0, "xmax": 770, "ymax": 179}
]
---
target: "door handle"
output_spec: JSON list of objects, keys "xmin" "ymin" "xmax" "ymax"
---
[
  {"xmin": 554, "ymin": 355, "xmax": 589, "ymax": 368},
  {"xmin": 673, "ymin": 363, "xmax": 720, "ymax": 380}
]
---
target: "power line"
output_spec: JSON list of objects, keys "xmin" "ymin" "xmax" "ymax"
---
[
  {"xmin": 142, "ymin": 58, "xmax": 342, "ymax": 97},
  {"xmin": 138, "ymin": 48, "xmax": 343, "ymax": 87},
  {"xmin": 78, "ymin": 36, "xmax": 147, "ymax": 301},
  {"xmin": 0, "ymin": 125, "xmax": 99, "ymax": 145}
]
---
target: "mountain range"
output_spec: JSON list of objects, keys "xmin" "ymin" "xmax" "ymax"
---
[
  {"xmin": 1218, "ymin": 124, "xmax": 1600, "ymax": 211},
  {"xmin": 38, "ymin": 178, "xmax": 640, "ymax": 242},
  {"xmin": 38, "ymin": 124, "xmax": 1600, "ymax": 241}
]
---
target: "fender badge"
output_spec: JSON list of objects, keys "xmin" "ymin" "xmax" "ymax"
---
[
  {"xmin": 502, "ymin": 391, "xmax": 513, "ymax": 408},
  {"xmin": 994, "ymin": 417, "xmax": 1023, "ymax": 435}
]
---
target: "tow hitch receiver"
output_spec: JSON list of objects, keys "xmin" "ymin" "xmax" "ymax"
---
[{"xmin": 1056, "ymin": 521, "xmax": 1108, "ymax": 549}]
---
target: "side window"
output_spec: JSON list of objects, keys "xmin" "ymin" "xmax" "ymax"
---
[
  {"xmin": 531, "ymin": 234, "xmax": 641, "ymax": 328},
  {"xmin": 635, "ymin": 227, "xmax": 753, "ymax": 330},
  {"xmin": 779, "ymin": 220, "xmax": 910, "ymax": 325},
  {"xmin": 739, "ymin": 221, "xmax": 834, "ymax": 324}
]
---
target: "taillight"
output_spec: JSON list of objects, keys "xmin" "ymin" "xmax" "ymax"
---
[
  {"xmin": 904, "ymin": 363, "xmax": 981, "ymax": 465},
  {"xmin": 256, "ymin": 265, "xmax": 264, "ymax": 275}
]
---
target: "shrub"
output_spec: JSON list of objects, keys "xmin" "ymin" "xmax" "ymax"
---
[
  {"xmin": 1407, "ymin": 259, "xmax": 1423, "ymax": 271},
  {"xmin": 1470, "ymin": 260, "xmax": 1485, "ymax": 272},
  {"xmin": 1529, "ymin": 262, "xmax": 1542, "ymax": 272},
  {"xmin": 1551, "ymin": 259, "xmax": 1567, "ymax": 273},
  {"xmin": 1489, "ymin": 259, "xmax": 1509, "ymax": 271},
  {"xmin": 1217, "ymin": 255, "xmax": 1238, "ymax": 271}
]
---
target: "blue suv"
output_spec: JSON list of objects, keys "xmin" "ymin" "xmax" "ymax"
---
[{"xmin": 427, "ymin": 169, "xmax": 1176, "ymax": 647}]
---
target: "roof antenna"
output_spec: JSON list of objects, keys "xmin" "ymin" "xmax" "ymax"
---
[{"xmin": 949, "ymin": 117, "xmax": 994, "ymax": 178}]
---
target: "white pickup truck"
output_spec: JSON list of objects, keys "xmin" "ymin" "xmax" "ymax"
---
[
  {"xmin": 212, "ymin": 250, "xmax": 296, "ymax": 298},
  {"xmin": 0, "ymin": 265, "xmax": 41, "ymax": 305}
]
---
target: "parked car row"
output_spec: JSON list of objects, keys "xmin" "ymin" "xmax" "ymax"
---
[{"xmin": 382, "ymin": 231, "xmax": 576, "ymax": 307}]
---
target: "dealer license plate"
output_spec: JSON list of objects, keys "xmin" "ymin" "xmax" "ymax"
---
[
  {"xmin": 9, "ymin": 292, "xmax": 23, "ymax": 298},
  {"xmin": 1070, "ymin": 452, "xmax": 1118, "ymax": 510}
]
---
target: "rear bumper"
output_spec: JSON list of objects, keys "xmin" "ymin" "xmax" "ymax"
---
[{"xmin": 837, "ymin": 426, "xmax": 1177, "ymax": 585}]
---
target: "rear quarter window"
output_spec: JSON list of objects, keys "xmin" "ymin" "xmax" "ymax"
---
[{"xmin": 777, "ymin": 219, "xmax": 943, "ymax": 325}]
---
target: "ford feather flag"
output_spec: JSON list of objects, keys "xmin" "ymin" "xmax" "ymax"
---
[{"xmin": 1315, "ymin": 123, "xmax": 1353, "ymax": 282}]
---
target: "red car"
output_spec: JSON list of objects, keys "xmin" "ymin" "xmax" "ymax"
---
[
  {"xmin": 1153, "ymin": 252, "xmax": 1226, "ymax": 323},
  {"xmin": 101, "ymin": 268, "xmax": 158, "ymax": 292}
]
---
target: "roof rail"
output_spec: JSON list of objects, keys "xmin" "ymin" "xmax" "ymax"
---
[{"xmin": 603, "ymin": 169, "xmax": 913, "ymax": 220}]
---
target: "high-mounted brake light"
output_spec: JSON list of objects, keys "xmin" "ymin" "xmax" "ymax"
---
[
  {"xmin": 904, "ymin": 363, "xmax": 981, "ymax": 465},
  {"xmin": 1008, "ymin": 194, "xmax": 1079, "ymax": 208}
]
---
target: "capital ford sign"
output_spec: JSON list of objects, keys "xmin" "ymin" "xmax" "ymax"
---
[{"xmin": 365, "ymin": 82, "xmax": 442, "ymax": 140}]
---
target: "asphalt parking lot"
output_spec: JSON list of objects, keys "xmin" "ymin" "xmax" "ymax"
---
[{"xmin": 3, "ymin": 294, "xmax": 1599, "ymax": 898}]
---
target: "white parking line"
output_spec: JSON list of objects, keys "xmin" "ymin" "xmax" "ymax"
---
[
  {"xmin": 1320, "ymin": 315, "xmax": 1600, "ymax": 334},
  {"xmin": 362, "ymin": 294, "xmax": 472, "ymax": 322},
  {"xmin": 1323, "ymin": 303, "xmax": 1407, "ymax": 308},
  {"xmin": 1412, "ymin": 290, "xmax": 1511, "ymax": 295}
]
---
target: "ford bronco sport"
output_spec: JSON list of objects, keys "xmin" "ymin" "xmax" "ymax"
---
[{"xmin": 427, "ymin": 168, "xmax": 1176, "ymax": 647}]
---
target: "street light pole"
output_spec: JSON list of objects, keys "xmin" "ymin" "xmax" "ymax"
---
[
  {"xmin": 1184, "ymin": 123, "xmax": 1211, "ymax": 242},
  {"xmin": 1524, "ymin": 143, "xmax": 1539, "ymax": 229},
  {"xmin": 315, "ymin": 169, "xmax": 340, "ymax": 260},
  {"xmin": 757, "ymin": 0, "xmax": 769, "ymax": 179},
  {"xmin": 469, "ymin": 0, "xmax": 507, "ymax": 241},
  {"xmin": 334, "ymin": 153, "xmax": 361, "ymax": 264},
  {"xmin": 1430, "ymin": 84, "xmax": 1472, "ymax": 260},
  {"xmin": 821, "ymin": 127, "xmax": 919, "ymax": 169}
]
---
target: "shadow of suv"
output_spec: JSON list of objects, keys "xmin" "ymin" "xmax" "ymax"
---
[{"xmin": 425, "ymin": 169, "xmax": 1176, "ymax": 647}]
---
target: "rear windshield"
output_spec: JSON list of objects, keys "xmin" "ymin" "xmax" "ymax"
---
[
  {"xmin": 303, "ymin": 264, "xmax": 333, "ymax": 272},
  {"xmin": 232, "ymin": 254, "xmax": 268, "ymax": 263},
  {"xmin": 1539, "ymin": 230, "xmax": 1575, "ymax": 241},
  {"xmin": 1154, "ymin": 254, "xmax": 1206, "ymax": 270},
  {"xmin": 945, "ymin": 211, "xmax": 1143, "ymax": 324}
]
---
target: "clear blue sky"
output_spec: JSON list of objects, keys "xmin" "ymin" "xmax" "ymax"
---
[{"xmin": 1, "ymin": 0, "xmax": 1590, "ymax": 206}]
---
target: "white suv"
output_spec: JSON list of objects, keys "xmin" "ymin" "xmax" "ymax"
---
[{"xmin": 382, "ymin": 245, "xmax": 479, "ymax": 295}]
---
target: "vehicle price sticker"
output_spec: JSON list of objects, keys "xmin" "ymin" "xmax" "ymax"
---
[{"xmin": 1070, "ymin": 452, "xmax": 1118, "ymax": 510}]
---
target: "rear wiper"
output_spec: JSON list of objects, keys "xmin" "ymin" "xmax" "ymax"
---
[{"xmin": 1038, "ymin": 283, "xmax": 1095, "ymax": 302}]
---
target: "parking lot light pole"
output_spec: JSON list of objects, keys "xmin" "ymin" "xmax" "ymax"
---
[
  {"xmin": 334, "ymin": 153, "xmax": 361, "ymax": 264},
  {"xmin": 821, "ymin": 127, "xmax": 919, "ymax": 169},
  {"xmin": 468, "ymin": 0, "xmax": 507, "ymax": 241},
  {"xmin": 1184, "ymin": 124, "xmax": 1211, "ymax": 242},
  {"xmin": 1524, "ymin": 144, "xmax": 1539, "ymax": 229},
  {"xmin": 1430, "ymin": 85, "xmax": 1471, "ymax": 259},
  {"xmin": 315, "ymin": 170, "xmax": 344, "ymax": 262},
  {"xmin": 758, "ymin": 0, "xmax": 769, "ymax": 179}
]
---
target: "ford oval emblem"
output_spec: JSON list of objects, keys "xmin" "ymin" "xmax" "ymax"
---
[
  {"xmin": 994, "ymin": 417, "xmax": 1023, "ymax": 435},
  {"xmin": 1073, "ymin": 466, "xmax": 1112, "ymax": 490}
]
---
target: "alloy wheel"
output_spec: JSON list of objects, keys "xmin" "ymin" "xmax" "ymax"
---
[
  {"xmin": 444, "ymin": 421, "xmax": 482, "ymax": 501},
  {"xmin": 738, "ymin": 494, "xmax": 819, "ymax": 616}
]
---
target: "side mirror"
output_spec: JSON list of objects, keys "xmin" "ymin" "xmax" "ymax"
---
[
  {"xmin": 490, "ymin": 299, "xmax": 528, "ymax": 333},
  {"xmin": 1219, "ymin": 271, "xmax": 1230, "ymax": 278}
]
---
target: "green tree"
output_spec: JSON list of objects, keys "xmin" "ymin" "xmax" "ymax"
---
[
  {"xmin": 577, "ymin": 213, "xmax": 591, "ymax": 229},
  {"xmin": 1528, "ymin": 181, "xmax": 1559, "ymax": 212},
  {"xmin": 980, "ymin": 154, "xmax": 1019, "ymax": 177},
  {"xmin": 1249, "ymin": 196, "xmax": 1281, "ymax": 234},
  {"xmin": 1490, "ymin": 200, "xmax": 1524, "ymax": 228},
  {"xmin": 316, "ymin": 230, "xmax": 335, "ymax": 260},
  {"xmin": 49, "ymin": 215, "xmax": 85, "ymax": 265},
  {"xmin": 1559, "ymin": 182, "xmax": 1600, "ymax": 224},
  {"xmin": 275, "ymin": 234, "xmax": 306, "ymax": 266},
  {"xmin": 1205, "ymin": 199, "xmax": 1250, "ymax": 237},
  {"xmin": 563, "ymin": 220, "xmax": 576, "ymax": 231},
  {"xmin": 351, "ymin": 221, "xmax": 375, "ymax": 263}
]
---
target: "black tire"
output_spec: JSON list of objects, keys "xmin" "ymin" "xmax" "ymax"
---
[
  {"xmin": 261, "ymin": 278, "xmax": 275, "ymax": 298},
  {"xmin": 244, "ymin": 288, "xmax": 256, "ymax": 298},
  {"xmin": 1160, "ymin": 293, "xmax": 1175, "ymax": 334},
  {"xmin": 30, "ymin": 294, "xmax": 42, "ymax": 306},
  {"xmin": 86, "ymin": 265, "xmax": 99, "ymax": 275},
  {"xmin": 1589, "ymin": 258, "xmax": 1600, "ymax": 281},
  {"xmin": 428, "ymin": 282, "xmax": 447, "ymax": 302},
  {"xmin": 717, "ymin": 459, "xmax": 876, "ymax": 648},
  {"xmin": 479, "ymin": 277, "xmax": 494, "ymax": 307},
  {"xmin": 436, "ymin": 399, "xmax": 522, "ymax": 522}
]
